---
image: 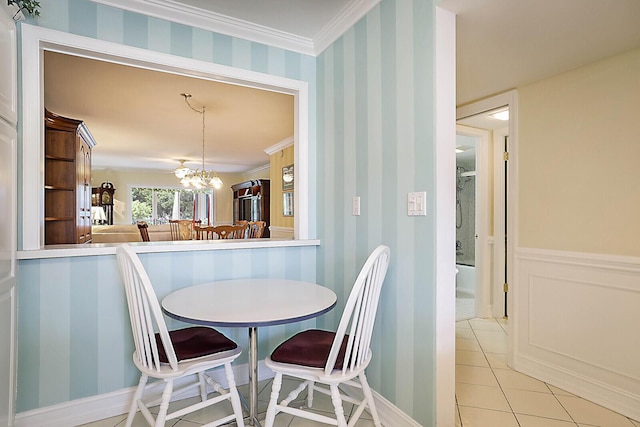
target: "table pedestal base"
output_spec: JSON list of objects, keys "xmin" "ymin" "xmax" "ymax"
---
[{"xmin": 248, "ymin": 326, "xmax": 262, "ymax": 427}]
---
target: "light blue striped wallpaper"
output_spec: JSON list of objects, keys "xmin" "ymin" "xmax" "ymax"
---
[
  {"xmin": 316, "ymin": 0, "xmax": 437, "ymax": 423},
  {"xmin": 16, "ymin": 0, "xmax": 439, "ymax": 425},
  {"xmin": 17, "ymin": 247, "xmax": 318, "ymax": 412}
]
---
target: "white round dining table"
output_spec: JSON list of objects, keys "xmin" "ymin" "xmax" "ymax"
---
[{"xmin": 161, "ymin": 278, "xmax": 337, "ymax": 426}]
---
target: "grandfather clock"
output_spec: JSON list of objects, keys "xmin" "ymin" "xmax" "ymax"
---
[{"xmin": 92, "ymin": 182, "xmax": 115, "ymax": 225}]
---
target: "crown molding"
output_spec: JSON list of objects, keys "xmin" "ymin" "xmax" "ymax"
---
[
  {"xmin": 91, "ymin": 0, "xmax": 315, "ymax": 55},
  {"xmin": 245, "ymin": 163, "xmax": 270, "ymax": 176},
  {"xmin": 264, "ymin": 136, "xmax": 294, "ymax": 155},
  {"xmin": 90, "ymin": 0, "xmax": 379, "ymax": 57},
  {"xmin": 312, "ymin": 0, "xmax": 381, "ymax": 55}
]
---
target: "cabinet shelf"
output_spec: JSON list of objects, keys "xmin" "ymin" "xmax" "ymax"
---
[
  {"xmin": 45, "ymin": 186, "xmax": 74, "ymax": 191},
  {"xmin": 45, "ymin": 154, "xmax": 74, "ymax": 162}
]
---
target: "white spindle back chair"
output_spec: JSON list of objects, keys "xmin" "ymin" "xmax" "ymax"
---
[
  {"xmin": 116, "ymin": 244, "xmax": 245, "ymax": 427},
  {"xmin": 264, "ymin": 245, "xmax": 391, "ymax": 427}
]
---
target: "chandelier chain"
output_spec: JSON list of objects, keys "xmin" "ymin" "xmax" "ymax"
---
[{"xmin": 176, "ymin": 93, "xmax": 223, "ymax": 189}]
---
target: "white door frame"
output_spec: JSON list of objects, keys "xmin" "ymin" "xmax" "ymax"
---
[
  {"xmin": 492, "ymin": 126, "xmax": 509, "ymax": 318},
  {"xmin": 456, "ymin": 90, "xmax": 519, "ymax": 365},
  {"xmin": 456, "ymin": 124, "xmax": 492, "ymax": 319},
  {"xmin": 0, "ymin": 4, "xmax": 18, "ymax": 426}
]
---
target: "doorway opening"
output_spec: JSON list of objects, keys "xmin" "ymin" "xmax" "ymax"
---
[
  {"xmin": 454, "ymin": 131, "xmax": 478, "ymax": 321},
  {"xmin": 456, "ymin": 104, "xmax": 511, "ymax": 321}
]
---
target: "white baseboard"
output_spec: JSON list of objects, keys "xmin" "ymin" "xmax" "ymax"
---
[
  {"xmin": 515, "ymin": 352, "xmax": 640, "ymax": 422},
  {"xmin": 15, "ymin": 361, "xmax": 274, "ymax": 427},
  {"xmin": 16, "ymin": 362, "xmax": 417, "ymax": 426},
  {"xmin": 372, "ymin": 390, "xmax": 422, "ymax": 427}
]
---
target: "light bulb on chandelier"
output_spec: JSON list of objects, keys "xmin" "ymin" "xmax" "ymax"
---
[{"xmin": 175, "ymin": 93, "xmax": 223, "ymax": 190}]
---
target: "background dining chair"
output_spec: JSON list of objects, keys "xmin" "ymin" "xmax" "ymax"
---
[
  {"xmin": 169, "ymin": 219, "xmax": 200, "ymax": 240},
  {"xmin": 212, "ymin": 225, "xmax": 246, "ymax": 239},
  {"xmin": 136, "ymin": 221, "xmax": 150, "ymax": 242},
  {"xmin": 263, "ymin": 245, "xmax": 391, "ymax": 427},
  {"xmin": 232, "ymin": 223, "xmax": 249, "ymax": 239},
  {"xmin": 116, "ymin": 244, "xmax": 246, "ymax": 427},
  {"xmin": 247, "ymin": 221, "xmax": 266, "ymax": 238}
]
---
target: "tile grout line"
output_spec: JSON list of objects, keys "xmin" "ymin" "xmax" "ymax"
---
[
  {"xmin": 460, "ymin": 318, "xmax": 585, "ymax": 427},
  {"xmin": 469, "ymin": 318, "xmax": 523, "ymax": 427}
]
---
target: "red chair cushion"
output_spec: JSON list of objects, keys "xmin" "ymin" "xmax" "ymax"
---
[
  {"xmin": 270, "ymin": 329, "xmax": 349, "ymax": 369},
  {"xmin": 155, "ymin": 327, "xmax": 237, "ymax": 363}
]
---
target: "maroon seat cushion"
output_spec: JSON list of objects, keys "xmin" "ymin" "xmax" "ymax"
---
[
  {"xmin": 155, "ymin": 327, "xmax": 237, "ymax": 363},
  {"xmin": 270, "ymin": 329, "xmax": 349, "ymax": 369}
]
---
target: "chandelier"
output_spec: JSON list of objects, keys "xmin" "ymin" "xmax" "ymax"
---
[{"xmin": 174, "ymin": 93, "xmax": 223, "ymax": 190}]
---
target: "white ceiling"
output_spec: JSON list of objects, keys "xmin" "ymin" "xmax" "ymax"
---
[
  {"xmin": 441, "ymin": 0, "xmax": 640, "ymax": 105},
  {"xmin": 47, "ymin": 0, "xmax": 640, "ymax": 174},
  {"xmin": 44, "ymin": 51, "xmax": 294, "ymax": 174}
]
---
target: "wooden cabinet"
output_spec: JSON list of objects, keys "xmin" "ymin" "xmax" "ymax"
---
[
  {"xmin": 231, "ymin": 179, "xmax": 270, "ymax": 237},
  {"xmin": 44, "ymin": 109, "xmax": 97, "ymax": 244}
]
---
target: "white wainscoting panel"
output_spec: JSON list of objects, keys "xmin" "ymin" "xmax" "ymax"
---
[
  {"xmin": 269, "ymin": 226, "xmax": 295, "ymax": 240},
  {"xmin": 513, "ymin": 247, "xmax": 640, "ymax": 421}
]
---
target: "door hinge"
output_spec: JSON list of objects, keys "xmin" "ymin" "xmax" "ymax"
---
[
  {"xmin": 503, "ymin": 151, "xmax": 509, "ymax": 161},
  {"xmin": 503, "ymin": 283, "xmax": 509, "ymax": 292}
]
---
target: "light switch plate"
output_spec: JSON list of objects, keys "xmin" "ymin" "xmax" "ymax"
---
[
  {"xmin": 408, "ymin": 192, "xmax": 427, "ymax": 216},
  {"xmin": 352, "ymin": 196, "xmax": 361, "ymax": 216}
]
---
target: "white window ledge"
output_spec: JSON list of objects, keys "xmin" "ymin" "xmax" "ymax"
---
[{"xmin": 17, "ymin": 239, "xmax": 320, "ymax": 260}]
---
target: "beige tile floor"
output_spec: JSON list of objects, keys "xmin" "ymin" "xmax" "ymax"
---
[
  {"xmin": 79, "ymin": 376, "xmax": 376, "ymax": 427},
  {"xmin": 456, "ymin": 317, "xmax": 640, "ymax": 427}
]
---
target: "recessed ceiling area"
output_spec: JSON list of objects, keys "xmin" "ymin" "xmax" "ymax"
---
[{"xmin": 44, "ymin": 51, "xmax": 294, "ymax": 174}]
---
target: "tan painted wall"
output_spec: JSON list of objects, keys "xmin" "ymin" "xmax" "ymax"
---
[
  {"xmin": 91, "ymin": 169, "xmax": 239, "ymax": 225},
  {"xmin": 269, "ymin": 145, "xmax": 295, "ymax": 228},
  {"xmin": 518, "ymin": 47, "xmax": 640, "ymax": 257}
]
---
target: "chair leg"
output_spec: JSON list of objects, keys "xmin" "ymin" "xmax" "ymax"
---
[
  {"xmin": 224, "ymin": 362, "xmax": 246, "ymax": 427},
  {"xmin": 359, "ymin": 373, "xmax": 381, "ymax": 427},
  {"xmin": 155, "ymin": 380, "xmax": 173, "ymax": 427},
  {"xmin": 330, "ymin": 385, "xmax": 348, "ymax": 427},
  {"xmin": 306, "ymin": 380, "xmax": 314, "ymax": 408},
  {"xmin": 198, "ymin": 372, "xmax": 207, "ymax": 401},
  {"xmin": 264, "ymin": 372, "xmax": 283, "ymax": 427},
  {"xmin": 125, "ymin": 374, "xmax": 148, "ymax": 427}
]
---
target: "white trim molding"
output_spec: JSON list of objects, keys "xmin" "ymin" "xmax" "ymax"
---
[
  {"xmin": 89, "ymin": 0, "xmax": 381, "ymax": 57},
  {"xmin": 434, "ymin": 7, "xmax": 457, "ymax": 427},
  {"xmin": 264, "ymin": 136, "xmax": 294, "ymax": 156},
  {"xmin": 513, "ymin": 247, "xmax": 640, "ymax": 421},
  {"xmin": 313, "ymin": 0, "xmax": 381, "ymax": 55},
  {"xmin": 0, "ymin": 4, "xmax": 17, "ymax": 125}
]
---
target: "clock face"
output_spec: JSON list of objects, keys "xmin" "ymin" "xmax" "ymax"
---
[
  {"xmin": 101, "ymin": 192, "xmax": 112, "ymax": 205},
  {"xmin": 282, "ymin": 164, "xmax": 294, "ymax": 190}
]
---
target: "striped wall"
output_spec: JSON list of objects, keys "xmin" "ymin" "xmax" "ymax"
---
[
  {"xmin": 17, "ymin": 246, "xmax": 318, "ymax": 412},
  {"xmin": 16, "ymin": 0, "xmax": 441, "ymax": 425},
  {"xmin": 17, "ymin": 0, "xmax": 321, "ymax": 414},
  {"xmin": 316, "ymin": 1, "xmax": 437, "ymax": 424}
]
